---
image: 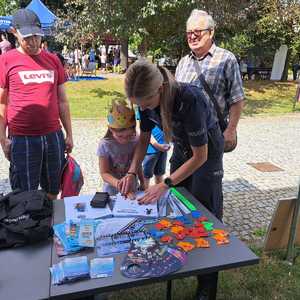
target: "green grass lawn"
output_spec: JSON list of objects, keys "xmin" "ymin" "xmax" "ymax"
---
[
  {"xmin": 108, "ymin": 248, "xmax": 300, "ymax": 300},
  {"xmin": 66, "ymin": 78, "xmax": 300, "ymax": 118},
  {"xmin": 243, "ymin": 80, "xmax": 300, "ymax": 116},
  {"xmin": 66, "ymin": 77, "xmax": 125, "ymax": 119}
]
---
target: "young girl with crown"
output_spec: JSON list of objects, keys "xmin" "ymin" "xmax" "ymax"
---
[{"xmin": 96, "ymin": 99, "xmax": 144, "ymax": 197}]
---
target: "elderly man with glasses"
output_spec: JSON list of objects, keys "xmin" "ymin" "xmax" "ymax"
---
[
  {"xmin": 175, "ymin": 9, "xmax": 245, "ymax": 300},
  {"xmin": 176, "ymin": 9, "xmax": 244, "ymax": 153}
]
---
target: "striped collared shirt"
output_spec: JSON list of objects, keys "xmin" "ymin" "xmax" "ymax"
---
[{"xmin": 175, "ymin": 43, "xmax": 245, "ymax": 116}]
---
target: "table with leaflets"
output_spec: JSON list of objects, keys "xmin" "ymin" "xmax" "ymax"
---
[{"xmin": 0, "ymin": 188, "xmax": 259, "ymax": 300}]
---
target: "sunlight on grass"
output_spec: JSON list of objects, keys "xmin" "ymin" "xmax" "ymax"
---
[
  {"xmin": 65, "ymin": 78, "xmax": 300, "ymax": 118},
  {"xmin": 243, "ymin": 81, "xmax": 299, "ymax": 116},
  {"xmin": 66, "ymin": 77, "xmax": 126, "ymax": 119}
]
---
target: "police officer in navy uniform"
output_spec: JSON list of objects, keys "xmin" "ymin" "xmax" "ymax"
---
[
  {"xmin": 121, "ymin": 59, "xmax": 224, "ymax": 219},
  {"xmin": 121, "ymin": 59, "xmax": 223, "ymax": 299}
]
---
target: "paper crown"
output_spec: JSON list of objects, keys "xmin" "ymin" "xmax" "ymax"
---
[{"xmin": 107, "ymin": 99, "xmax": 136, "ymax": 129}]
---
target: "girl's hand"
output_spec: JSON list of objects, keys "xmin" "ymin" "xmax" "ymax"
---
[
  {"xmin": 116, "ymin": 180, "xmax": 135, "ymax": 199},
  {"xmin": 119, "ymin": 173, "xmax": 136, "ymax": 196},
  {"xmin": 139, "ymin": 182, "xmax": 146, "ymax": 191},
  {"xmin": 137, "ymin": 183, "xmax": 168, "ymax": 205}
]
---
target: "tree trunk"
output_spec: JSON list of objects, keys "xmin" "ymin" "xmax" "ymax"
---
[{"xmin": 120, "ymin": 38, "xmax": 128, "ymax": 71}]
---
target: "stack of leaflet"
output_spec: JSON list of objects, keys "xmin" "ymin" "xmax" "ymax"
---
[
  {"xmin": 53, "ymin": 219, "xmax": 97, "ymax": 256},
  {"xmin": 50, "ymin": 256, "xmax": 90, "ymax": 285},
  {"xmin": 50, "ymin": 257, "xmax": 115, "ymax": 285}
]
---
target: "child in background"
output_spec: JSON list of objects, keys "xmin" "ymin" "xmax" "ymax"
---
[
  {"xmin": 136, "ymin": 111, "xmax": 170, "ymax": 189},
  {"xmin": 97, "ymin": 100, "xmax": 144, "ymax": 196},
  {"xmin": 143, "ymin": 125, "xmax": 170, "ymax": 188}
]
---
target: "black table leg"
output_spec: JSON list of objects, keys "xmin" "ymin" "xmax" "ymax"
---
[
  {"xmin": 167, "ymin": 280, "xmax": 172, "ymax": 300},
  {"xmin": 196, "ymin": 272, "xmax": 219, "ymax": 300},
  {"xmin": 208, "ymin": 272, "xmax": 218, "ymax": 300}
]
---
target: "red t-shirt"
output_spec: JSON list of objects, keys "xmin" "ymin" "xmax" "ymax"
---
[{"xmin": 0, "ymin": 49, "xmax": 67, "ymax": 135}]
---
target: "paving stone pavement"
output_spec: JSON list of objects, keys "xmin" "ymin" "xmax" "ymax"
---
[{"xmin": 0, "ymin": 114, "xmax": 299, "ymax": 241}]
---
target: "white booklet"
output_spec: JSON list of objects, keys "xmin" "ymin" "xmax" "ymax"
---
[
  {"xmin": 112, "ymin": 192, "xmax": 158, "ymax": 218},
  {"xmin": 64, "ymin": 195, "xmax": 112, "ymax": 222}
]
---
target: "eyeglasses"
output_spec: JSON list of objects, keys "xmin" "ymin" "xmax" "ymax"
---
[{"xmin": 186, "ymin": 29, "xmax": 210, "ymax": 39}]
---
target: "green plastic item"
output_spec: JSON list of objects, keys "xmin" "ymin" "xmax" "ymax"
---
[
  {"xmin": 202, "ymin": 221, "xmax": 214, "ymax": 231},
  {"xmin": 170, "ymin": 188, "xmax": 197, "ymax": 211}
]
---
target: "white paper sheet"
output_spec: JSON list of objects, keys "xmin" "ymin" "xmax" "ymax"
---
[
  {"xmin": 112, "ymin": 192, "xmax": 158, "ymax": 218},
  {"xmin": 64, "ymin": 195, "xmax": 112, "ymax": 222}
]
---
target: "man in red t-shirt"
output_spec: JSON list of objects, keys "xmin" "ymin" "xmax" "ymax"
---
[{"xmin": 0, "ymin": 9, "xmax": 73, "ymax": 200}]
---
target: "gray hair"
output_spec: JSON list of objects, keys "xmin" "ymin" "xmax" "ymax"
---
[{"xmin": 187, "ymin": 9, "xmax": 215, "ymax": 30}]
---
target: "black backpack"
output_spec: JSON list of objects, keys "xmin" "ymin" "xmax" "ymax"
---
[{"xmin": 0, "ymin": 190, "xmax": 53, "ymax": 249}]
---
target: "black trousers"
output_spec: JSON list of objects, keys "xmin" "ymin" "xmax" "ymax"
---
[
  {"xmin": 170, "ymin": 127, "xmax": 224, "ymax": 297},
  {"xmin": 170, "ymin": 126, "xmax": 224, "ymax": 220}
]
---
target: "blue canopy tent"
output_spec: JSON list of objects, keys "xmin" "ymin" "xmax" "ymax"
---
[
  {"xmin": 0, "ymin": 0, "xmax": 57, "ymax": 35},
  {"xmin": 0, "ymin": 16, "xmax": 12, "ymax": 31},
  {"xmin": 26, "ymin": 0, "xmax": 57, "ymax": 35}
]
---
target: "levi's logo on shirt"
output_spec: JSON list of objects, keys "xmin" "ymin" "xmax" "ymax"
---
[{"xmin": 19, "ymin": 70, "xmax": 54, "ymax": 84}]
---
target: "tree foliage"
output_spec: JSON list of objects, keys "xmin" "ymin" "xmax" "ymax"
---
[
  {"xmin": 0, "ymin": 0, "xmax": 18, "ymax": 15},
  {"xmin": 56, "ymin": 0, "xmax": 250, "ymax": 59}
]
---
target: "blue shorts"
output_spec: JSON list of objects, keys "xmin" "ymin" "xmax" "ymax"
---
[
  {"xmin": 9, "ymin": 130, "xmax": 66, "ymax": 195},
  {"xmin": 143, "ymin": 151, "xmax": 167, "ymax": 179}
]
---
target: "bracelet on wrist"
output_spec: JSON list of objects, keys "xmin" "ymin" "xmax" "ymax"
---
[{"xmin": 127, "ymin": 172, "xmax": 137, "ymax": 177}]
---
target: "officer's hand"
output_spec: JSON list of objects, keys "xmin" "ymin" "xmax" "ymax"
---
[
  {"xmin": 137, "ymin": 183, "xmax": 168, "ymax": 205},
  {"xmin": 65, "ymin": 135, "xmax": 74, "ymax": 153},
  {"xmin": 1, "ymin": 138, "xmax": 11, "ymax": 161}
]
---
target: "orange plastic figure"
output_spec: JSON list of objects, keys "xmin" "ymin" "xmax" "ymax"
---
[
  {"xmin": 194, "ymin": 238, "xmax": 210, "ymax": 248},
  {"xmin": 176, "ymin": 241, "xmax": 195, "ymax": 252}
]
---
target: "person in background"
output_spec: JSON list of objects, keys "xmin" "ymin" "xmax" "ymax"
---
[
  {"xmin": 97, "ymin": 99, "xmax": 145, "ymax": 197},
  {"xmin": 240, "ymin": 58, "xmax": 248, "ymax": 80},
  {"xmin": 89, "ymin": 46, "xmax": 96, "ymax": 63},
  {"xmin": 0, "ymin": 9, "xmax": 73, "ymax": 200},
  {"xmin": 74, "ymin": 47, "xmax": 81, "ymax": 76},
  {"xmin": 82, "ymin": 50, "xmax": 89, "ymax": 70},
  {"xmin": 62, "ymin": 45, "xmax": 69, "ymax": 60},
  {"xmin": 292, "ymin": 62, "xmax": 300, "ymax": 80},
  {"xmin": 107, "ymin": 48, "xmax": 113, "ymax": 69},
  {"xmin": 100, "ymin": 47, "xmax": 107, "ymax": 72},
  {"xmin": 113, "ymin": 46, "xmax": 121, "ymax": 73},
  {"xmin": 136, "ymin": 110, "xmax": 170, "ymax": 189},
  {"xmin": 0, "ymin": 32, "xmax": 12, "ymax": 54},
  {"xmin": 175, "ymin": 9, "xmax": 244, "ymax": 152},
  {"xmin": 41, "ymin": 40, "xmax": 49, "ymax": 52}
]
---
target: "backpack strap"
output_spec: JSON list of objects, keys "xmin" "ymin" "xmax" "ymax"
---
[{"xmin": 193, "ymin": 60, "xmax": 227, "ymax": 131}]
